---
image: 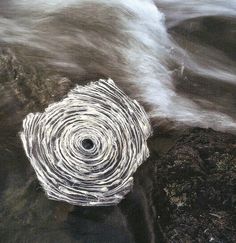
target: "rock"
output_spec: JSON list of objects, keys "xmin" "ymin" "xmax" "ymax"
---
[
  {"xmin": 154, "ymin": 128, "xmax": 236, "ymax": 242},
  {"xmin": 1, "ymin": 49, "xmax": 235, "ymax": 242},
  {"xmin": 0, "ymin": 48, "xmax": 73, "ymax": 130}
]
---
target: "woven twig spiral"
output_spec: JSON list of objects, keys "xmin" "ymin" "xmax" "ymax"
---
[{"xmin": 20, "ymin": 79, "xmax": 152, "ymax": 206}]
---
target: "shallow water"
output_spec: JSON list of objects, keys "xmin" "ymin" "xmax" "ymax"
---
[{"xmin": 0, "ymin": 1, "xmax": 236, "ymax": 242}]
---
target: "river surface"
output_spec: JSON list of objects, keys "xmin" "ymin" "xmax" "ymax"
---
[{"xmin": 0, "ymin": 1, "xmax": 236, "ymax": 242}]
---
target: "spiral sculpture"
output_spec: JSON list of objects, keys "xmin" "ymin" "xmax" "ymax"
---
[{"xmin": 20, "ymin": 79, "xmax": 152, "ymax": 206}]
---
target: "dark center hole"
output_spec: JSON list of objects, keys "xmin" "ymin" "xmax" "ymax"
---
[{"xmin": 82, "ymin": 139, "xmax": 94, "ymax": 150}]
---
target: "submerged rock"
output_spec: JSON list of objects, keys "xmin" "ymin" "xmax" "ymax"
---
[{"xmin": 0, "ymin": 49, "xmax": 73, "ymax": 130}]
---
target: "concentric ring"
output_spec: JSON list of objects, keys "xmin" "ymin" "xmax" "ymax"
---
[{"xmin": 20, "ymin": 79, "xmax": 152, "ymax": 206}]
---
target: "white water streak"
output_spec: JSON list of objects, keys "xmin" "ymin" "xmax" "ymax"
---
[
  {"xmin": 1, "ymin": 0, "xmax": 236, "ymax": 132},
  {"xmin": 155, "ymin": 0, "xmax": 236, "ymax": 27}
]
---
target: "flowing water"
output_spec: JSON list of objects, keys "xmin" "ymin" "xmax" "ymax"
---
[{"xmin": 0, "ymin": 1, "xmax": 235, "ymax": 242}]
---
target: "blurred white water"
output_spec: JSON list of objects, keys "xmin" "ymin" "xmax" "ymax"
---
[
  {"xmin": 155, "ymin": 0, "xmax": 236, "ymax": 27},
  {"xmin": 0, "ymin": 0, "xmax": 236, "ymax": 132}
]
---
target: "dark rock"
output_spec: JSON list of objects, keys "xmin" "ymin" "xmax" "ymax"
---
[
  {"xmin": 154, "ymin": 128, "xmax": 236, "ymax": 242},
  {"xmin": 1, "ymin": 49, "xmax": 235, "ymax": 242},
  {"xmin": 0, "ymin": 48, "xmax": 73, "ymax": 130}
]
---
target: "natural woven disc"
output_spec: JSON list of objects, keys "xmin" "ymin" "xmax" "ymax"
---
[{"xmin": 20, "ymin": 79, "xmax": 152, "ymax": 206}]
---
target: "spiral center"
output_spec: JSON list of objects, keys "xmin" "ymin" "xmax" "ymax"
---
[{"xmin": 82, "ymin": 138, "xmax": 94, "ymax": 150}]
